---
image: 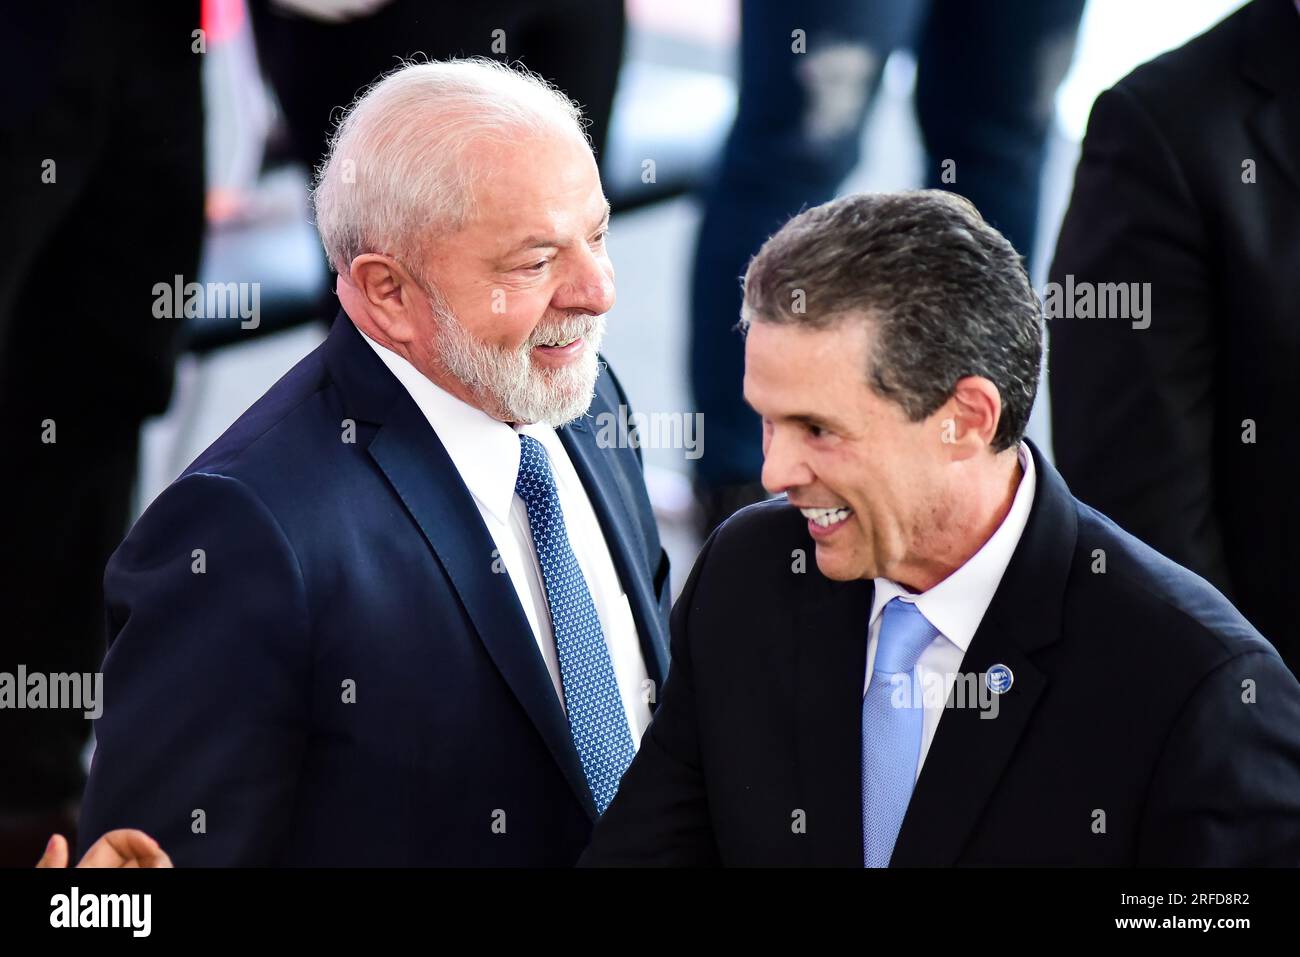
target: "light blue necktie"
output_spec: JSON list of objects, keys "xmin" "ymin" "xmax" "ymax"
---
[
  {"xmin": 515, "ymin": 434, "xmax": 635, "ymax": 814},
  {"xmin": 862, "ymin": 598, "xmax": 939, "ymax": 867}
]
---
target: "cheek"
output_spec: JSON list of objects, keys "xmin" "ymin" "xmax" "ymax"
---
[
  {"xmin": 501, "ymin": 290, "xmax": 556, "ymax": 347},
  {"xmin": 451, "ymin": 283, "xmax": 548, "ymax": 349},
  {"xmin": 845, "ymin": 465, "xmax": 902, "ymax": 530}
]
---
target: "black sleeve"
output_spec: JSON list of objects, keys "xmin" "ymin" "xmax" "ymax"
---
[
  {"xmin": 1137, "ymin": 649, "xmax": 1300, "ymax": 865},
  {"xmin": 579, "ymin": 531, "xmax": 722, "ymax": 866},
  {"xmin": 1047, "ymin": 81, "xmax": 1233, "ymax": 595}
]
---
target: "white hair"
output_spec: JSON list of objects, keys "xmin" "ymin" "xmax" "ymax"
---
[
  {"xmin": 430, "ymin": 301, "xmax": 607, "ymax": 427},
  {"xmin": 311, "ymin": 57, "xmax": 587, "ymax": 276}
]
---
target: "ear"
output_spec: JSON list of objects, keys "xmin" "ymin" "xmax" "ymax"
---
[
  {"xmin": 347, "ymin": 254, "xmax": 423, "ymax": 344},
  {"xmin": 933, "ymin": 376, "xmax": 1002, "ymax": 461}
]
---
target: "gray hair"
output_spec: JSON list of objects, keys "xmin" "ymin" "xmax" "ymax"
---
[
  {"xmin": 311, "ymin": 57, "xmax": 587, "ymax": 277},
  {"xmin": 740, "ymin": 190, "xmax": 1043, "ymax": 452}
]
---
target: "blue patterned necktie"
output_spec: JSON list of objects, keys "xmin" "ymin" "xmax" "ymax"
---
[
  {"xmin": 862, "ymin": 598, "xmax": 939, "ymax": 867},
  {"xmin": 514, "ymin": 434, "xmax": 635, "ymax": 814}
]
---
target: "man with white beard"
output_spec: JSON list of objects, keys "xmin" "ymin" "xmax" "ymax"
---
[{"xmin": 64, "ymin": 59, "xmax": 672, "ymax": 866}]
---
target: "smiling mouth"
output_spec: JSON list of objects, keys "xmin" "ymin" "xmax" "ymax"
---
[
  {"xmin": 531, "ymin": 337, "xmax": 585, "ymax": 364},
  {"xmin": 799, "ymin": 505, "xmax": 853, "ymax": 528}
]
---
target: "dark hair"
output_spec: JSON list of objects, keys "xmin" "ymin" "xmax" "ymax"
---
[{"xmin": 740, "ymin": 190, "xmax": 1043, "ymax": 452}]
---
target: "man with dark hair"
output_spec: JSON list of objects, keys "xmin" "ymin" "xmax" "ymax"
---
[{"xmin": 582, "ymin": 191, "xmax": 1300, "ymax": 866}]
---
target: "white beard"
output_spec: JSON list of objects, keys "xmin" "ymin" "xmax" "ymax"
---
[{"xmin": 429, "ymin": 301, "xmax": 606, "ymax": 427}]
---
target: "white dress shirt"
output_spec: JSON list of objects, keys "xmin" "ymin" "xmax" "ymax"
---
[
  {"xmin": 361, "ymin": 330, "xmax": 653, "ymax": 747},
  {"xmin": 864, "ymin": 443, "xmax": 1036, "ymax": 780}
]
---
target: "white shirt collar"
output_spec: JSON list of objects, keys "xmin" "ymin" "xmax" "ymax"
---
[
  {"xmin": 869, "ymin": 443, "xmax": 1036, "ymax": 652},
  {"xmin": 360, "ymin": 328, "xmax": 551, "ymax": 525}
]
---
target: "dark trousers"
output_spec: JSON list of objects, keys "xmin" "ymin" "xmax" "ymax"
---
[
  {"xmin": 248, "ymin": 0, "xmax": 625, "ymax": 318},
  {"xmin": 249, "ymin": 0, "xmax": 626, "ymax": 174},
  {"xmin": 0, "ymin": 2, "xmax": 205, "ymax": 853},
  {"xmin": 690, "ymin": 0, "xmax": 1085, "ymax": 486}
]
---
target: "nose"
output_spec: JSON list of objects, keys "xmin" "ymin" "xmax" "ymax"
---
[
  {"xmin": 761, "ymin": 425, "xmax": 815, "ymax": 496},
  {"xmin": 553, "ymin": 244, "xmax": 615, "ymax": 316}
]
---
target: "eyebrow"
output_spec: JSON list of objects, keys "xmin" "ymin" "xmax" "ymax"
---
[
  {"xmin": 743, "ymin": 395, "xmax": 843, "ymax": 433},
  {"xmin": 502, "ymin": 202, "xmax": 611, "ymax": 256}
]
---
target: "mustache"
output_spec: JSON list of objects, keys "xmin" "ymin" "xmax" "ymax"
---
[{"xmin": 525, "ymin": 313, "xmax": 605, "ymax": 349}]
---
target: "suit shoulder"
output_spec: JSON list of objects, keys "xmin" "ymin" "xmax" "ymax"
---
[
  {"xmin": 696, "ymin": 497, "xmax": 814, "ymax": 588},
  {"xmin": 1071, "ymin": 500, "xmax": 1277, "ymax": 664},
  {"xmin": 1115, "ymin": 3, "xmax": 1244, "ymax": 101},
  {"xmin": 715, "ymin": 496, "xmax": 807, "ymax": 546},
  {"xmin": 1100, "ymin": 4, "xmax": 1249, "ymax": 147},
  {"xmin": 181, "ymin": 341, "xmax": 338, "ymax": 485}
]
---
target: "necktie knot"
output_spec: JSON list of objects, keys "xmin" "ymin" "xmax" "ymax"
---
[
  {"xmin": 874, "ymin": 598, "xmax": 938, "ymax": 675},
  {"xmin": 515, "ymin": 433, "xmax": 556, "ymax": 508}
]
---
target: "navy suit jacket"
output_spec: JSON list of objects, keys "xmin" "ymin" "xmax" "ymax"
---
[
  {"xmin": 79, "ymin": 313, "xmax": 671, "ymax": 866},
  {"xmin": 582, "ymin": 441, "xmax": 1300, "ymax": 866}
]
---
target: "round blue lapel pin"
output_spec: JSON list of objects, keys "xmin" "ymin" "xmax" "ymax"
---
[{"xmin": 985, "ymin": 664, "xmax": 1014, "ymax": 695}]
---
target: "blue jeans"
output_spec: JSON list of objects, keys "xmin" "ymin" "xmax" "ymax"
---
[{"xmin": 689, "ymin": 0, "xmax": 1085, "ymax": 486}]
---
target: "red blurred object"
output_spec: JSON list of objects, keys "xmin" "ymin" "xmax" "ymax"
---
[{"xmin": 202, "ymin": 0, "xmax": 246, "ymax": 45}]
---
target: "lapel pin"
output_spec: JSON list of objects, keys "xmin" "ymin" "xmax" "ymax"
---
[{"xmin": 985, "ymin": 664, "xmax": 1014, "ymax": 695}]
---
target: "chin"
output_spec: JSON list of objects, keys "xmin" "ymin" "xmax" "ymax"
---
[
  {"xmin": 524, "ymin": 376, "xmax": 596, "ymax": 427},
  {"xmin": 814, "ymin": 545, "xmax": 866, "ymax": 582}
]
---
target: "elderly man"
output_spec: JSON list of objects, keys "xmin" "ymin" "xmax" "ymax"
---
[
  {"xmin": 581, "ymin": 190, "xmax": 1300, "ymax": 866},
  {"xmin": 64, "ymin": 59, "xmax": 671, "ymax": 866}
]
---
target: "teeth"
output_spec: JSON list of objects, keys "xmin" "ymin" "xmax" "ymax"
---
[
  {"xmin": 538, "ymin": 336, "xmax": 579, "ymax": 347},
  {"xmin": 800, "ymin": 506, "xmax": 852, "ymax": 527}
]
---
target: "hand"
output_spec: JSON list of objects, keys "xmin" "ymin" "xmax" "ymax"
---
[{"xmin": 35, "ymin": 831, "xmax": 173, "ymax": 868}]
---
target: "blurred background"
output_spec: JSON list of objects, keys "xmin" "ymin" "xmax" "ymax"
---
[
  {"xmin": 1, "ymin": 0, "xmax": 1266, "ymax": 864},
  {"xmin": 147, "ymin": 0, "xmax": 1245, "ymax": 581}
]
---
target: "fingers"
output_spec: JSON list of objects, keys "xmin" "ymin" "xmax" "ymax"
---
[
  {"xmin": 35, "ymin": 834, "xmax": 70, "ymax": 868},
  {"xmin": 78, "ymin": 829, "xmax": 174, "ymax": 869}
]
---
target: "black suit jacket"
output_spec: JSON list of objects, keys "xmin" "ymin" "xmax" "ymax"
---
[
  {"xmin": 79, "ymin": 313, "xmax": 671, "ymax": 865},
  {"xmin": 1047, "ymin": 0, "xmax": 1300, "ymax": 666},
  {"xmin": 581, "ymin": 442, "xmax": 1300, "ymax": 866}
]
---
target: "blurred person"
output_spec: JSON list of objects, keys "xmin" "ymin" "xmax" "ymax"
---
[
  {"xmin": 0, "ymin": 2, "xmax": 204, "ymax": 866},
  {"xmin": 581, "ymin": 192, "xmax": 1300, "ymax": 866},
  {"xmin": 247, "ymin": 0, "xmax": 627, "ymax": 317},
  {"xmin": 1048, "ymin": 0, "xmax": 1300, "ymax": 671},
  {"xmin": 690, "ymin": 0, "xmax": 1085, "ymax": 536},
  {"xmin": 249, "ymin": 0, "xmax": 625, "ymax": 173},
  {"xmin": 71, "ymin": 59, "xmax": 670, "ymax": 866}
]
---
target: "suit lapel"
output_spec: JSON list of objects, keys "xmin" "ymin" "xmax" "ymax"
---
[
  {"xmin": 891, "ymin": 441, "xmax": 1077, "ymax": 865},
  {"xmin": 367, "ymin": 399, "xmax": 599, "ymax": 820},
  {"xmin": 1243, "ymin": 0, "xmax": 1300, "ymax": 199},
  {"xmin": 889, "ymin": 616, "xmax": 1049, "ymax": 865},
  {"xmin": 1249, "ymin": 93, "xmax": 1300, "ymax": 200},
  {"xmin": 324, "ymin": 314, "xmax": 597, "ymax": 819},
  {"xmin": 558, "ymin": 411, "xmax": 671, "ymax": 691}
]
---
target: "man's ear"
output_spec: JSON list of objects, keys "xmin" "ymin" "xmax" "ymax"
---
[
  {"xmin": 934, "ymin": 376, "xmax": 1002, "ymax": 460},
  {"xmin": 348, "ymin": 254, "xmax": 421, "ymax": 344}
]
